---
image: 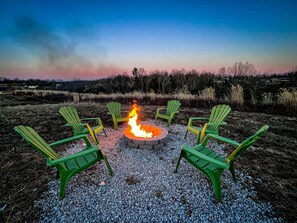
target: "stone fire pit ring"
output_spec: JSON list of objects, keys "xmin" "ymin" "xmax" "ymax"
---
[{"xmin": 123, "ymin": 124, "xmax": 168, "ymax": 149}]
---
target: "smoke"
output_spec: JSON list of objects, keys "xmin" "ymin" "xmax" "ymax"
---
[{"xmin": 11, "ymin": 15, "xmax": 122, "ymax": 79}]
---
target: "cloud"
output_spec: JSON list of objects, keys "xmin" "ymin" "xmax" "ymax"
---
[{"xmin": 10, "ymin": 15, "xmax": 122, "ymax": 79}]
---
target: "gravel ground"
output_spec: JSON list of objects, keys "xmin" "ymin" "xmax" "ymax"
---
[{"xmin": 34, "ymin": 120, "xmax": 283, "ymax": 223}]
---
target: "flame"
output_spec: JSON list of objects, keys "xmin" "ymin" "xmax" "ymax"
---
[{"xmin": 128, "ymin": 103, "xmax": 153, "ymax": 138}]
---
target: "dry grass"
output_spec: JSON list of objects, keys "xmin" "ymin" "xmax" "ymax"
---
[
  {"xmin": 278, "ymin": 88, "xmax": 297, "ymax": 109},
  {"xmin": 14, "ymin": 89, "xmax": 71, "ymax": 96},
  {"xmin": 1, "ymin": 93, "xmax": 297, "ymax": 222},
  {"xmin": 173, "ymin": 86, "xmax": 196, "ymax": 100},
  {"xmin": 262, "ymin": 92, "xmax": 274, "ymax": 104},
  {"xmin": 198, "ymin": 87, "xmax": 215, "ymax": 101},
  {"xmin": 10, "ymin": 89, "xmax": 297, "ymax": 116},
  {"xmin": 231, "ymin": 84, "xmax": 244, "ymax": 105},
  {"xmin": 1, "ymin": 102, "xmax": 297, "ymax": 222},
  {"xmin": 14, "ymin": 89, "xmax": 196, "ymax": 101}
]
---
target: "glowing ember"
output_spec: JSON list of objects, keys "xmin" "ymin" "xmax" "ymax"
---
[{"xmin": 128, "ymin": 103, "xmax": 153, "ymax": 138}]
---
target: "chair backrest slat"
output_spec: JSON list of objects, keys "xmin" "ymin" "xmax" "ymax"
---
[
  {"xmin": 14, "ymin": 126, "xmax": 60, "ymax": 160},
  {"xmin": 166, "ymin": 100, "xmax": 181, "ymax": 116},
  {"xmin": 208, "ymin": 104, "xmax": 231, "ymax": 131},
  {"xmin": 107, "ymin": 102, "xmax": 121, "ymax": 118},
  {"xmin": 227, "ymin": 125, "xmax": 269, "ymax": 162},
  {"xmin": 59, "ymin": 107, "xmax": 84, "ymax": 131}
]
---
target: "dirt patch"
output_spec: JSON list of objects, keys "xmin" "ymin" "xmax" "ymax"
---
[
  {"xmin": 126, "ymin": 176, "xmax": 141, "ymax": 185},
  {"xmin": 155, "ymin": 189, "xmax": 163, "ymax": 198}
]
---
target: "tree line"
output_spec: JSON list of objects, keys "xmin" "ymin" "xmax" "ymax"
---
[{"xmin": 1, "ymin": 62, "xmax": 297, "ymax": 103}]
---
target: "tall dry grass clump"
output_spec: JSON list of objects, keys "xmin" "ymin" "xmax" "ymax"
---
[
  {"xmin": 262, "ymin": 92, "xmax": 273, "ymax": 104},
  {"xmin": 14, "ymin": 89, "xmax": 71, "ymax": 97},
  {"xmin": 72, "ymin": 93, "xmax": 80, "ymax": 103},
  {"xmin": 174, "ymin": 86, "xmax": 195, "ymax": 100},
  {"xmin": 278, "ymin": 89, "xmax": 297, "ymax": 109},
  {"xmin": 231, "ymin": 84, "xmax": 244, "ymax": 105},
  {"xmin": 198, "ymin": 87, "xmax": 215, "ymax": 101}
]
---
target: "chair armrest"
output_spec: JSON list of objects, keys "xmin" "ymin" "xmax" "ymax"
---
[
  {"xmin": 202, "ymin": 134, "xmax": 240, "ymax": 147},
  {"xmin": 156, "ymin": 108, "xmax": 167, "ymax": 114},
  {"xmin": 82, "ymin": 117, "xmax": 103, "ymax": 126},
  {"xmin": 189, "ymin": 117, "xmax": 209, "ymax": 126},
  {"xmin": 199, "ymin": 122, "xmax": 227, "ymax": 142},
  {"xmin": 49, "ymin": 134, "xmax": 92, "ymax": 148},
  {"xmin": 120, "ymin": 111, "xmax": 130, "ymax": 117},
  {"xmin": 107, "ymin": 112, "xmax": 116, "ymax": 119},
  {"xmin": 190, "ymin": 117, "xmax": 209, "ymax": 121},
  {"xmin": 206, "ymin": 122, "xmax": 227, "ymax": 126},
  {"xmin": 182, "ymin": 145, "xmax": 229, "ymax": 169},
  {"xmin": 81, "ymin": 117, "xmax": 99, "ymax": 120},
  {"xmin": 169, "ymin": 111, "xmax": 179, "ymax": 118},
  {"xmin": 65, "ymin": 123, "xmax": 87, "ymax": 127},
  {"xmin": 46, "ymin": 147, "xmax": 99, "ymax": 166}
]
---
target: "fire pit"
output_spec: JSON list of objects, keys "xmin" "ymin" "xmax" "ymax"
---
[
  {"xmin": 124, "ymin": 124, "xmax": 168, "ymax": 149},
  {"xmin": 123, "ymin": 101, "xmax": 168, "ymax": 149}
]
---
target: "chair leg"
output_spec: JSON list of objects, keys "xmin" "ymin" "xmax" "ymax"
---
[
  {"xmin": 93, "ymin": 134, "xmax": 100, "ymax": 145},
  {"xmin": 56, "ymin": 170, "xmax": 60, "ymax": 179},
  {"xmin": 174, "ymin": 153, "xmax": 183, "ymax": 173},
  {"xmin": 196, "ymin": 136, "xmax": 200, "ymax": 145},
  {"xmin": 168, "ymin": 116, "xmax": 174, "ymax": 127},
  {"xmin": 209, "ymin": 172, "xmax": 222, "ymax": 201},
  {"xmin": 229, "ymin": 162, "xmax": 236, "ymax": 182},
  {"xmin": 184, "ymin": 130, "xmax": 188, "ymax": 139},
  {"xmin": 103, "ymin": 128, "xmax": 107, "ymax": 137},
  {"xmin": 196, "ymin": 132, "xmax": 202, "ymax": 145},
  {"xmin": 113, "ymin": 120, "xmax": 118, "ymax": 130},
  {"xmin": 103, "ymin": 155, "xmax": 113, "ymax": 176},
  {"xmin": 59, "ymin": 174, "xmax": 70, "ymax": 199},
  {"xmin": 167, "ymin": 120, "xmax": 171, "ymax": 127}
]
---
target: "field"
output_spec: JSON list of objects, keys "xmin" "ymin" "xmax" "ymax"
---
[{"xmin": 0, "ymin": 94, "xmax": 296, "ymax": 222}]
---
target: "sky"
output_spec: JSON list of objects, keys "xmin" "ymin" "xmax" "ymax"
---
[{"xmin": 0, "ymin": 0, "xmax": 297, "ymax": 80}]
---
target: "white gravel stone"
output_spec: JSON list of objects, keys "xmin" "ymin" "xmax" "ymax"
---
[{"xmin": 34, "ymin": 120, "xmax": 282, "ymax": 223}]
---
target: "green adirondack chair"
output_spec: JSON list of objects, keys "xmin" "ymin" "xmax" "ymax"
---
[
  {"xmin": 175, "ymin": 125, "xmax": 269, "ymax": 201},
  {"xmin": 106, "ymin": 102, "xmax": 129, "ymax": 130},
  {"xmin": 185, "ymin": 104, "xmax": 231, "ymax": 144},
  {"xmin": 59, "ymin": 106, "xmax": 106, "ymax": 145},
  {"xmin": 155, "ymin": 100, "xmax": 181, "ymax": 126},
  {"xmin": 14, "ymin": 125, "xmax": 113, "ymax": 199}
]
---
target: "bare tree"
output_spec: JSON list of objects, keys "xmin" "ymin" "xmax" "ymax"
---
[
  {"xmin": 138, "ymin": 68, "xmax": 146, "ymax": 93},
  {"xmin": 155, "ymin": 70, "xmax": 171, "ymax": 94},
  {"xmin": 218, "ymin": 67, "xmax": 227, "ymax": 76},
  {"xmin": 291, "ymin": 66, "xmax": 297, "ymax": 72},
  {"xmin": 186, "ymin": 70, "xmax": 200, "ymax": 93},
  {"xmin": 227, "ymin": 62, "xmax": 257, "ymax": 76}
]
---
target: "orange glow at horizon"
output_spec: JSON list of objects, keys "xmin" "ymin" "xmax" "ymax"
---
[{"xmin": 128, "ymin": 102, "xmax": 153, "ymax": 138}]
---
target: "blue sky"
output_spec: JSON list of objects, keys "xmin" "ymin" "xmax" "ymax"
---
[{"xmin": 0, "ymin": 0, "xmax": 297, "ymax": 79}]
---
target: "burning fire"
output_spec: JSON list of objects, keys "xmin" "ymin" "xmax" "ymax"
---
[{"xmin": 128, "ymin": 103, "xmax": 153, "ymax": 138}]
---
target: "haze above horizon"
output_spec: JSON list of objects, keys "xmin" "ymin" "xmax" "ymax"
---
[{"xmin": 0, "ymin": 0, "xmax": 297, "ymax": 80}]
